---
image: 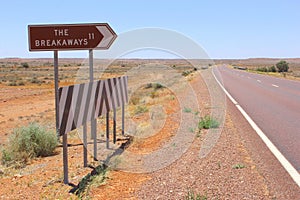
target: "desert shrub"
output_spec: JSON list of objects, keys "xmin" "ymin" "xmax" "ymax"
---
[
  {"xmin": 256, "ymin": 66, "xmax": 277, "ymax": 73},
  {"xmin": 134, "ymin": 105, "xmax": 149, "ymax": 115},
  {"xmin": 256, "ymin": 67, "xmax": 268, "ymax": 72},
  {"xmin": 182, "ymin": 70, "xmax": 192, "ymax": 76},
  {"xmin": 30, "ymin": 77, "xmax": 42, "ymax": 84},
  {"xmin": 1, "ymin": 123, "xmax": 58, "ymax": 167},
  {"xmin": 257, "ymin": 66, "xmax": 277, "ymax": 73},
  {"xmin": 74, "ymin": 164, "xmax": 108, "ymax": 198},
  {"xmin": 232, "ymin": 163, "xmax": 246, "ymax": 169},
  {"xmin": 144, "ymin": 83, "xmax": 153, "ymax": 89},
  {"xmin": 7, "ymin": 81, "xmax": 17, "ymax": 86},
  {"xmin": 269, "ymin": 65, "xmax": 277, "ymax": 72},
  {"xmin": 144, "ymin": 83, "xmax": 165, "ymax": 90},
  {"xmin": 18, "ymin": 81, "xmax": 25, "ymax": 86},
  {"xmin": 198, "ymin": 115, "xmax": 219, "ymax": 130},
  {"xmin": 153, "ymin": 83, "xmax": 165, "ymax": 90},
  {"xmin": 276, "ymin": 60, "xmax": 289, "ymax": 72},
  {"xmin": 185, "ymin": 189, "xmax": 207, "ymax": 200},
  {"xmin": 183, "ymin": 107, "xmax": 192, "ymax": 113},
  {"xmin": 130, "ymin": 95, "xmax": 140, "ymax": 105},
  {"xmin": 21, "ymin": 62, "xmax": 29, "ymax": 69},
  {"xmin": 150, "ymin": 91, "xmax": 159, "ymax": 98}
]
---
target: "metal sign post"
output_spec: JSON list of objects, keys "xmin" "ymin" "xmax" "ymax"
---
[
  {"xmin": 89, "ymin": 49, "xmax": 98, "ymax": 161},
  {"xmin": 28, "ymin": 23, "xmax": 117, "ymax": 184},
  {"xmin": 53, "ymin": 50, "xmax": 69, "ymax": 184},
  {"xmin": 106, "ymin": 112, "xmax": 110, "ymax": 148},
  {"xmin": 54, "ymin": 51, "xmax": 59, "ymax": 138},
  {"xmin": 113, "ymin": 109, "xmax": 117, "ymax": 143},
  {"xmin": 83, "ymin": 124, "xmax": 88, "ymax": 167},
  {"xmin": 122, "ymin": 105, "xmax": 125, "ymax": 135}
]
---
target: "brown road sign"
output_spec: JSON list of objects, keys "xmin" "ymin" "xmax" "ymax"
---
[{"xmin": 28, "ymin": 23, "xmax": 117, "ymax": 51}]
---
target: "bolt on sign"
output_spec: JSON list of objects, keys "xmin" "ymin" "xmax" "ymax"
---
[{"xmin": 28, "ymin": 23, "xmax": 117, "ymax": 51}]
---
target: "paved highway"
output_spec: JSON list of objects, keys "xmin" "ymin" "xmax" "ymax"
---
[{"xmin": 213, "ymin": 66, "xmax": 300, "ymax": 172}]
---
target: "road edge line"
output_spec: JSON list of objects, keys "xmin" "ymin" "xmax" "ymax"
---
[{"xmin": 212, "ymin": 67, "xmax": 300, "ymax": 187}]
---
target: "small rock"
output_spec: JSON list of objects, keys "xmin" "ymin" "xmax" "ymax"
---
[{"xmin": 14, "ymin": 174, "xmax": 23, "ymax": 178}]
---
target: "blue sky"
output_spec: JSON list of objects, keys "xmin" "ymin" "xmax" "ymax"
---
[{"xmin": 0, "ymin": 0, "xmax": 299, "ymax": 59}]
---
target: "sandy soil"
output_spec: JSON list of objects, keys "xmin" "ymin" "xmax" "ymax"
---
[{"xmin": 0, "ymin": 69, "xmax": 299, "ymax": 199}]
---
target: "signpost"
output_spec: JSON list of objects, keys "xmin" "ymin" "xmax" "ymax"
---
[
  {"xmin": 28, "ymin": 23, "xmax": 117, "ymax": 184},
  {"xmin": 28, "ymin": 23, "xmax": 117, "ymax": 51}
]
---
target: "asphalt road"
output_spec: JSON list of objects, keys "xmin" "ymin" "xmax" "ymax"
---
[{"xmin": 213, "ymin": 66, "xmax": 300, "ymax": 172}]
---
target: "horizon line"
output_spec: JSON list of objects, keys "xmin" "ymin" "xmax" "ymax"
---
[{"xmin": 1, "ymin": 57, "xmax": 300, "ymax": 60}]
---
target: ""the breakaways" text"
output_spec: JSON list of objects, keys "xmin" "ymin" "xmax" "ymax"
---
[{"xmin": 35, "ymin": 28, "xmax": 89, "ymax": 47}]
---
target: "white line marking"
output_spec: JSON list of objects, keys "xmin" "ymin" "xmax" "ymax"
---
[
  {"xmin": 212, "ymin": 67, "xmax": 300, "ymax": 187},
  {"xmin": 257, "ymin": 79, "xmax": 261, "ymax": 83},
  {"xmin": 212, "ymin": 69, "xmax": 238, "ymax": 105},
  {"xmin": 272, "ymin": 84, "xmax": 279, "ymax": 88}
]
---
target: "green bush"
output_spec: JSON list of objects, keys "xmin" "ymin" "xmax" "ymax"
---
[
  {"xmin": 183, "ymin": 107, "xmax": 192, "ymax": 113},
  {"xmin": 30, "ymin": 77, "xmax": 42, "ymax": 84},
  {"xmin": 17, "ymin": 81, "xmax": 25, "ymax": 86},
  {"xmin": 256, "ymin": 67, "xmax": 268, "ymax": 72},
  {"xmin": 74, "ymin": 164, "xmax": 108, "ymax": 198},
  {"xmin": 7, "ymin": 81, "xmax": 17, "ymax": 86},
  {"xmin": 153, "ymin": 83, "xmax": 165, "ymax": 90},
  {"xmin": 1, "ymin": 123, "xmax": 58, "ymax": 167},
  {"xmin": 144, "ymin": 83, "xmax": 153, "ymax": 89},
  {"xmin": 21, "ymin": 62, "xmax": 29, "ymax": 69},
  {"xmin": 150, "ymin": 91, "xmax": 158, "ymax": 98},
  {"xmin": 144, "ymin": 83, "xmax": 165, "ymax": 90},
  {"xmin": 232, "ymin": 163, "xmax": 246, "ymax": 169},
  {"xmin": 182, "ymin": 70, "xmax": 192, "ymax": 76},
  {"xmin": 276, "ymin": 60, "xmax": 289, "ymax": 72},
  {"xmin": 256, "ymin": 66, "xmax": 277, "ymax": 73},
  {"xmin": 134, "ymin": 105, "xmax": 149, "ymax": 115},
  {"xmin": 198, "ymin": 115, "xmax": 219, "ymax": 130},
  {"xmin": 269, "ymin": 65, "xmax": 277, "ymax": 72},
  {"xmin": 185, "ymin": 190, "xmax": 207, "ymax": 200},
  {"xmin": 129, "ymin": 96, "xmax": 140, "ymax": 105}
]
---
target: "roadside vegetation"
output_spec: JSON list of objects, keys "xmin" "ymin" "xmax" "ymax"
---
[
  {"xmin": 232, "ymin": 163, "xmax": 246, "ymax": 169},
  {"xmin": 185, "ymin": 189, "xmax": 208, "ymax": 200},
  {"xmin": 251, "ymin": 60, "xmax": 290, "ymax": 75},
  {"xmin": 198, "ymin": 115, "xmax": 219, "ymax": 130},
  {"xmin": 72, "ymin": 164, "xmax": 108, "ymax": 199},
  {"xmin": 1, "ymin": 123, "xmax": 58, "ymax": 168},
  {"xmin": 255, "ymin": 65, "xmax": 277, "ymax": 73},
  {"xmin": 232, "ymin": 60, "xmax": 297, "ymax": 79}
]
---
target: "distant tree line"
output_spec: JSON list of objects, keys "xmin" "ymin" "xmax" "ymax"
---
[{"xmin": 256, "ymin": 60, "xmax": 289, "ymax": 73}]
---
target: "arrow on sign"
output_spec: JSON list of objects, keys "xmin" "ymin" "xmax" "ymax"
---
[
  {"xmin": 96, "ymin": 25, "xmax": 117, "ymax": 49},
  {"xmin": 28, "ymin": 23, "xmax": 117, "ymax": 51}
]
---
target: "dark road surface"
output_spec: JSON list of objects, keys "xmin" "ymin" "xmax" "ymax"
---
[{"xmin": 213, "ymin": 66, "xmax": 300, "ymax": 172}]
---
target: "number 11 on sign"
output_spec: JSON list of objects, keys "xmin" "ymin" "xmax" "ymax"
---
[{"xmin": 89, "ymin": 33, "xmax": 95, "ymax": 40}]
